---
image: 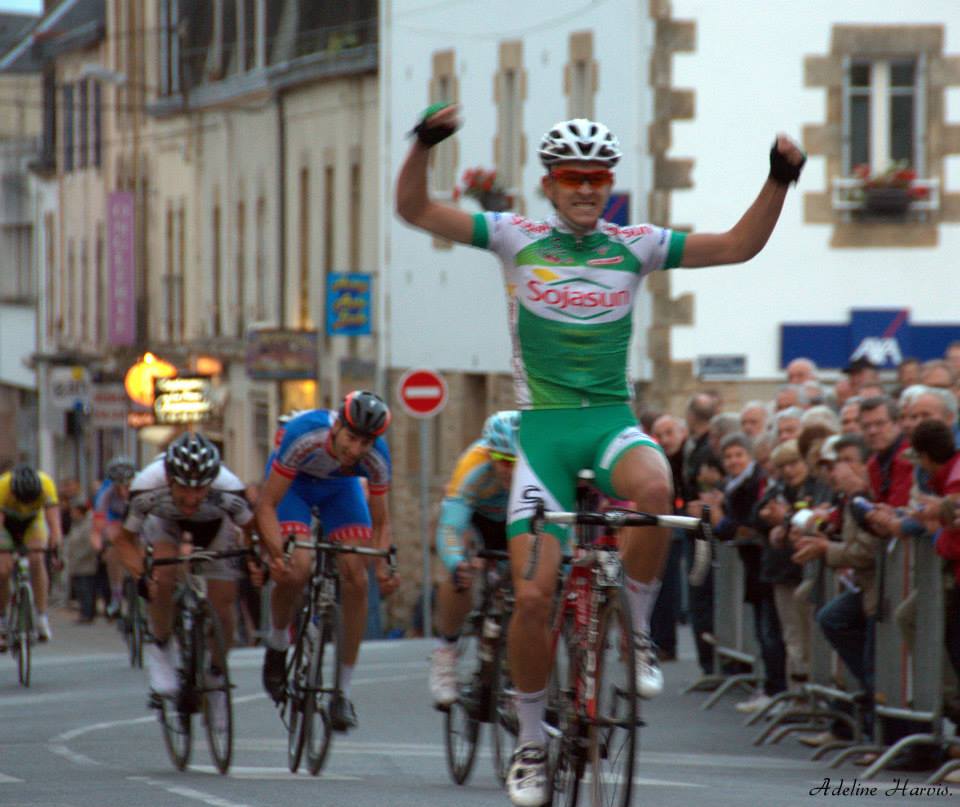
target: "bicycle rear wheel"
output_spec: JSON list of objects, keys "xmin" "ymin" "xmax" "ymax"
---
[
  {"xmin": 306, "ymin": 603, "xmax": 341, "ymax": 776},
  {"xmin": 490, "ymin": 622, "xmax": 517, "ymax": 784},
  {"xmin": 444, "ymin": 623, "xmax": 482, "ymax": 785},
  {"xmin": 160, "ymin": 612, "xmax": 192, "ymax": 770},
  {"xmin": 548, "ymin": 622, "xmax": 581, "ymax": 807},
  {"xmin": 198, "ymin": 601, "xmax": 233, "ymax": 774},
  {"xmin": 586, "ymin": 591, "xmax": 637, "ymax": 807},
  {"xmin": 123, "ymin": 577, "xmax": 144, "ymax": 669}
]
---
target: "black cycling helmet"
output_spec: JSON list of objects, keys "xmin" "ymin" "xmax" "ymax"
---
[
  {"xmin": 105, "ymin": 456, "xmax": 137, "ymax": 485},
  {"xmin": 164, "ymin": 432, "xmax": 221, "ymax": 488},
  {"xmin": 338, "ymin": 390, "xmax": 391, "ymax": 438},
  {"xmin": 11, "ymin": 464, "xmax": 42, "ymax": 504}
]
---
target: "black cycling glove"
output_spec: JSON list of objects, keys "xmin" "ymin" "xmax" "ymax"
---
[
  {"xmin": 411, "ymin": 102, "xmax": 456, "ymax": 147},
  {"xmin": 769, "ymin": 140, "xmax": 806, "ymax": 186}
]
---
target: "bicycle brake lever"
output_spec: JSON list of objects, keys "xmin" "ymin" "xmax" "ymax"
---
[
  {"xmin": 523, "ymin": 499, "xmax": 546, "ymax": 581},
  {"xmin": 387, "ymin": 544, "xmax": 398, "ymax": 574}
]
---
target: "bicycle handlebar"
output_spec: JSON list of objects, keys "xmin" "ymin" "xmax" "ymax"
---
[
  {"xmin": 0, "ymin": 546, "xmax": 49, "ymax": 554},
  {"xmin": 523, "ymin": 499, "xmax": 715, "ymax": 582},
  {"xmin": 537, "ymin": 510, "xmax": 702, "ymax": 530},
  {"xmin": 145, "ymin": 546, "xmax": 253, "ymax": 571},
  {"xmin": 285, "ymin": 537, "xmax": 399, "ymax": 575},
  {"xmin": 476, "ymin": 548, "xmax": 510, "ymax": 562}
]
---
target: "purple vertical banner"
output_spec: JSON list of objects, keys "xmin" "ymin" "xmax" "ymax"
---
[{"xmin": 107, "ymin": 190, "xmax": 136, "ymax": 346}]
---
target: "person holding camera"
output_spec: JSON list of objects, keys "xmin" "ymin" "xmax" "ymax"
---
[
  {"xmin": 712, "ymin": 433, "xmax": 787, "ymax": 713},
  {"xmin": 790, "ymin": 434, "xmax": 879, "ymax": 746},
  {"xmin": 754, "ymin": 439, "xmax": 831, "ymax": 698}
]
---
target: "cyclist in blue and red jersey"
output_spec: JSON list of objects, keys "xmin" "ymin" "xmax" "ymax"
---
[
  {"xmin": 92, "ymin": 456, "xmax": 137, "ymax": 618},
  {"xmin": 256, "ymin": 391, "xmax": 397, "ymax": 732},
  {"xmin": 397, "ymin": 105, "xmax": 806, "ymax": 806}
]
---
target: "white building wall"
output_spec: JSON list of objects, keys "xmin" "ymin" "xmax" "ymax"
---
[
  {"xmin": 669, "ymin": 0, "xmax": 960, "ymax": 379},
  {"xmin": 384, "ymin": 0, "xmax": 657, "ymax": 378},
  {"xmin": 0, "ymin": 304, "xmax": 34, "ymax": 388}
]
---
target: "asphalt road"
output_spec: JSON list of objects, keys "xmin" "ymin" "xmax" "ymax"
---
[{"xmin": 0, "ymin": 608, "xmax": 951, "ymax": 807}]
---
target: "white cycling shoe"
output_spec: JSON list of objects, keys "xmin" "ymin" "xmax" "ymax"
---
[
  {"xmin": 506, "ymin": 742, "xmax": 548, "ymax": 807},
  {"xmin": 429, "ymin": 644, "xmax": 458, "ymax": 706},
  {"xmin": 634, "ymin": 632, "xmax": 663, "ymax": 698},
  {"xmin": 147, "ymin": 642, "xmax": 179, "ymax": 697}
]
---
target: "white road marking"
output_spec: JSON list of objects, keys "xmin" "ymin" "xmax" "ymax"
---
[
  {"xmin": 0, "ymin": 773, "xmax": 24, "ymax": 783},
  {"xmin": 188, "ymin": 765, "xmax": 361, "ymax": 780},
  {"xmin": 128, "ymin": 776, "xmax": 255, "ymax": 807}
]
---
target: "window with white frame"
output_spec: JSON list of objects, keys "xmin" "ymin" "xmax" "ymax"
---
[{"xmin": 844, "ymin": 57, "xmax": 924, "ymax": 175}]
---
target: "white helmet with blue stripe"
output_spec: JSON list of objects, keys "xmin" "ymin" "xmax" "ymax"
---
[{"xmin": 481, "ymin": 410, "xmax": 520, "ymax": 457}]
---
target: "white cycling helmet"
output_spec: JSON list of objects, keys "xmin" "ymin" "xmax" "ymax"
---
[{"xmin": 538, "ymin": 118, "xmax": 622, "ymax": 168}]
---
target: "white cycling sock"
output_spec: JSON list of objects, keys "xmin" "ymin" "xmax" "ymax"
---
[
  {"xmin": 515, "ymin": 688, "xmax": 547, "ymax": 746},
  {"xmin": 340, "ymin": 663, "xmax": 355, "ymax": 699},
  {"xmin": 624, "ymin": 577, "xmax": 660, "ymax": 636},
  {"xmin": 267, "ymin": 626, "xmax": 289, "ymax": 651},
  {"xmin": 434, "ymin": 635, "xmax": 459, "ymax": 650}
]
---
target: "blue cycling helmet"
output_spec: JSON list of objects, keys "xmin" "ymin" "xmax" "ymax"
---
[{"xmin": 481, "ymin": 410, "xmax": 520, "ymax": 456}]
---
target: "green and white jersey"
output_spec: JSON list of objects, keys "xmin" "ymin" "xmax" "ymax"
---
[{"xmin": 471, "ymin": 212, "xmax": 686, "ymax": 409}]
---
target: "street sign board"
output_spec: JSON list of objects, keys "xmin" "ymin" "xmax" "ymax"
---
[
  {"xmin": 91, "ymin": 383, "xmax": 129, "ymax": 430},
  {"xmin": 154, "ymin": 376, "xmax": 212, "ymax": 424},
  {"xmin": 49, "ymin": 366, "xmax": 91, "ymax": 410},
  {"xmin": 397, "ymin": 368, "xmax": 447, "ymax": 418}
]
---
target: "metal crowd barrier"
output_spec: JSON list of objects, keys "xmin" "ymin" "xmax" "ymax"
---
[
  {"xmin": 856, "ymin": 535, "xmax": 960, "ymax": 783},
  {"xmin": 752, "ymin": 561, "xmax": 862, "ymax": 750},
  {"xmin": 684, "ymin": 539, "xmax": 760, "ymax": 709}
]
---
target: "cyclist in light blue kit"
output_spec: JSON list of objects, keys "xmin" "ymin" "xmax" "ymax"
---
[
  {"xmin": 92, "ymin": 456, "xmax": 137, "ymax": 618},
  {"xmin": 430, "ymin": 410, "xmax": 519, "ymax": 706},
  {"xmin": 256, "ymin": 391, "xmax": 397, "ymax": 732}
]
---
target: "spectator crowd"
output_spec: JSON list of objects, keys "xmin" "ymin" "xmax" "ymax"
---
[{"xmin": 645, "ymin": 343, "xmax": 960, "ymax": 770}]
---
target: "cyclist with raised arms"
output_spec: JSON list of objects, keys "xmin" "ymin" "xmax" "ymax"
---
[
  {"xmin": 92, "ymin": 456, "xmax": 137, "ymax": 618},
  {"xmin": 430, "ymin": 410, "xmax": 519, "ymax": 706},
  {"xmin": 113, "ymin": 433, "xmax": 254, "ymax": 725},
  {"xmin": 397, "ymin": 105, "xmax": 805, "ymax": 806},
  {"xmin": 256, "ymin": 390, "xmax": 397, "ymax": 732},
  {"xmin": 0, "ymin": 464, "xmax": 61, "ymax": 646}
]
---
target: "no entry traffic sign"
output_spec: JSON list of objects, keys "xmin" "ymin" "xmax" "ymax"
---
[{"xmin": 397, "ymin": 368, "xmax": 447, "ymax": 418}]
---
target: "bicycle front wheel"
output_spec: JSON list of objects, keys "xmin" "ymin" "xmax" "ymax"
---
[
  {"xmin": 444, "ymin": 624, "xmax": 482, "ymax": 785},
  {"xmin": 160, "ymin": 612, "xmax": 192, "ymax": 771},
  {"xmin": 286, "ymin": 614, "xmax": 311, "ymax": 773},
  {"xmin": 198, "ymin": 601, "xmax": 233, "ymax": 774},
  {"xmin": 490, "ymin": 621, "xmax": 517, "ymax": 784},
  {"xmin": 13, "ymin": 586, "xmax": 34, "ymax": 687},
  {"xmin": 548, "ymin": 620, "xmax": 581, "ymax": 807},
  {"xmin": 305, "ymin": 603, "xmax": 341, "ymax": 776},
  {"xmin": 586, "ymin": 591, "xmax": 637, "ymax": 807}
]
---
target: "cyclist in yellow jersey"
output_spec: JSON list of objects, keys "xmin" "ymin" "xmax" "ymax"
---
[{"xmin": 0, "ymin": 464, "xmax": 63, "ymax": 646}]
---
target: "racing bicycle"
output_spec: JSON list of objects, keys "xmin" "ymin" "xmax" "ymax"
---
[
  {"xmin": 1, "ymin": 545, "xmax": 44, "ymax": 687},
  {"xmin": 443, "ymin": 547, "xmax": 517, "ymax": 786},
  {"xmin": 280, "ymin": 526, "xmax": 397, "ymax": 775},
  {"xmin": 146, "ymin": 541, "xmax": 253, "ymax": 775},
  {"xmin": 529, "ymin": 470, "xmax": 712, "ymax": 807}
]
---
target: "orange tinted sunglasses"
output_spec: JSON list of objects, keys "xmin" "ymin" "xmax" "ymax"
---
[{"xmin": 550, "ymin": 168, "xmax": 614, "ymax": 188}]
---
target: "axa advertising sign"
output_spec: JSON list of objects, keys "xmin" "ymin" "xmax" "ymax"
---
[{"xmin": 781, "ymin": 308, "xmax": 960, "ymax": 370}]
